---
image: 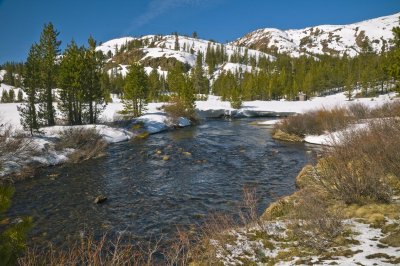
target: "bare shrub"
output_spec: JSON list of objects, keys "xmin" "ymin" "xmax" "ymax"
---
[
  {"xmin": 370, "ymin": 100, "xmax": 400, "ymax": 118},
  {"xmin": 288, "ymin": 188, "xmax": 343, "ymax": 252},
  {"xmin": 239, "ymin": 186, "xmax": 259, "ymax": 225},
  {"xmin": 0, "ymin": 121, "xmax": 37, "ymax": 178},
  {"xmin": 316, "ymin": 118, "xmax": 400, "ymax": 204},
  {"xmin": 274, "ymin": 107, "xmax": 352, "ymax": 137},
  {"xmin": 18, "ymin": 234, "xmax": 161, "ymax": 265},
  {"xmin": 348, "ymin": 102, "xmax": 371, "ymax": 119},
  {"xmin": 55, "ymin": 127, "xmax": 107, "ymax": 163}
]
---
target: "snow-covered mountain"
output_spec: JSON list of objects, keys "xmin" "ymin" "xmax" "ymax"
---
[
  {"xmin": 96, "ymin": 34, "xmax": 275, "ymax": 80},
  {"xmin": 232, "ymin": 13, "xmax": 400, "ymax": 57}
]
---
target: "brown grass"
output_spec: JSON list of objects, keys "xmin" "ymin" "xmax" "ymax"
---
[
  {"xmin": 0, "ymin": 121, "xmax": 38, "ymax": 180},
  {"xmin": 18, "ymin": 234, "xmax": 162, "ymax": 266},
  {"xmin": 316, "ymin": 118, "xmax": 400, "ymax": 204},
  {"xmin": 288, "ymin": 188, "xmax": 343, "ymax": 251},
  {"xmin": 274, "ymin": 107, "xmax": 351, "ymax": 137},
  {"xmin": 55, "ymin": 127, "xmax": 107, "ymax": 163}
]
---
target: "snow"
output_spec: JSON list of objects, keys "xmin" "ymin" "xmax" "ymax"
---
[
  {"xmin": 309, "ymin": 220, "xmax": 400, "ymax": 266},
  {"xmin": 41, "ymin": 125, "xmax": 133, "ymax": 143},
  {"xmin": 196, "ymin": 92, "xmax": 396, "ymax": 118},
  {"xmin": 0, "ymin": 70, "xmax": 6, "ymax": 81},
  {"xmin": 95, "ymin": 37, "xmax": 135, "ymax": 56},
  {"xmin": 97, "ymin": 34, "xmax": 275, "ymax": 78},
  {"xmin": 233, "ymin": 12, "xmax": 400, "ymax": 57},
  {"xmin": 141, "ymin": 47, "xmax": 196, "ymax": 67}
]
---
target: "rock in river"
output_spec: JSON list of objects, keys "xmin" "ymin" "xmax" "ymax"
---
[{"xmin": 94, "ymin": 195, "xmax": 107, "ymax": 204}]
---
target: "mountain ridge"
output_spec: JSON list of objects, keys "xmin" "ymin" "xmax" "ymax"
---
[{"xmin": 232, "ymin": 12, "xmax": 400, "ymax": 57}]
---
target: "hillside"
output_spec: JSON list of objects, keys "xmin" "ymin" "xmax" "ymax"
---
[
  {"xmin": 95, "ymin": 34, "xmax": 275, "ymax": 80},
  {"xmin": 232, "ymin": 12, "xmax": 400, "ymax": 57}
]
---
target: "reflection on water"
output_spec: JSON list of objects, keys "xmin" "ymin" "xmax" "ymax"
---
[{"xmin": 8, "ymin": 119, "xmax": 316, "ymax": 246}]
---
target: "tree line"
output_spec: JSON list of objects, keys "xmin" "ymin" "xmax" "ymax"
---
[{"xmin": 4, "ymin": 21, "xmax": 400, "ymax": 133}]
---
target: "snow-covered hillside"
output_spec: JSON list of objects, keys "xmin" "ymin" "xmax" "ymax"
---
[
  {"xmin": 232, "ymin": 13, "xmax": 400, "ymax": 57},
  {"xmin": 96, "ymin": 34, "xmax": 275, "ymax": 79}
]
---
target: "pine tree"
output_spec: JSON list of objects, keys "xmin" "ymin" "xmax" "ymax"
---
[
  {"xmin": 174, "ymin": 32, "xmax": 180, "ymax": 51},
  {"xmin": 37, "ymin": 23, "xmax": 61, "ymax": 126},
  {"xmin": 192, "ymin": 52, "xmax": 209, "ymax": 94},
  {"xmin": 148, "ymin": 68, "xmax": 161, "ymax": 102},
  {"xmin": 17, "ymin": 90, "xmax": 23, "ymax": 102},
  {"xmin": 8, "ymin": 89, "xmax": 15, "ymax": 102},
  {"xmin": 344, "ymin": 72, "xmax": 354, "ymax": 101},
  {"xmin": 389, "ymin": 20, "xmax": 400, "ymax": 91},
  {"xmin": 1, "ymin": 90, "xmax": 9, "ymax": 103},
  {"xmin": 84, "ymin": 37, "xmax": 106, "ymax": 124},
  {"xmin": 166, "ymin": 63, "xmax": 196, "ymax": 120},
  {"xmin": 123, "ymin": 63, "xmax": 148, "ymax": 117},
  {"xmin": 58, "ymin": 40, "xmax": 85, "ymax": 125},
  {"xmin": 18, "ymin": 44, "xmax": 40, "ymax": 134}
]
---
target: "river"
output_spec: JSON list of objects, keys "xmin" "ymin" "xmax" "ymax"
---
[{"xmin": 8, "ymin": 118, "xmax": 317, "ymax": 247}]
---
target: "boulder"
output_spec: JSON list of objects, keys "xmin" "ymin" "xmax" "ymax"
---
[{"xmin": 94, "ymin": 195, "xmax": 107, "ymax": 204}]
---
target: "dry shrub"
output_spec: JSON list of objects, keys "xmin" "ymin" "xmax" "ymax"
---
[
  {"xmin": 0, "ymin": 122, "xmax": 37, "ymax": 178},
  {"xmin": 162, "ymin": 227, "xmax": 192, "ymax": 266},
  {"xmin": 370, "ymin": 100, "xmax": 400, "ymax": 118},
  {"xmin": 274, "ymin": 107, "xmax": 352, "ymax": 137},
  {"xmin": 288, "ymin": 188, "xmax": 343, "ymax": 252},
  {"xmin": 55, "ymin": 127, "xmax": 107, "ymax": 163},
  {"xmin": 348, "ymin": 102, "xmax": 371, "ymax": 119},
  {"xmin": 316, "ymin": 118, "xmax": 400, "ymax": 204},
  {"xmin": 18, "ymin": 234, "xmax": 161, "ymax": 266}
]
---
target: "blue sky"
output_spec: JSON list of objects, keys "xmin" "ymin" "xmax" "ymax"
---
[{"xmin": 0, "ymin": 0, "xmax": 399, "ymax": 63}]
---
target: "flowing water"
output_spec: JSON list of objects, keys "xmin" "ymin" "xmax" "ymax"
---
[{"xmin": 8, "ymin": 119, "xmax": 317, "ymax": 246}]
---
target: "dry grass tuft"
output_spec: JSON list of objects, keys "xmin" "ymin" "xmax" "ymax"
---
[{"xmin": 55, "ymin": 127, "xmax": 107, "ymax": 163}]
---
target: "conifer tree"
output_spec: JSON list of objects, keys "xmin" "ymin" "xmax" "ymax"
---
[
  {"xmin": 1, "ymin": 90, "xmax": 9, "ymax": 103},
  {"xmin": 148, "ymin": 68, "xmax": 161, "ymax": 102},
  {"xmin": 84, "ymin": 37, "xmax": 105, "ymax": 124},
  {"xmin": 192, "ymin": 52, "xmax": 209, "ymax": 94},
  {"xmin": 174, "ymin": 32, "xmax": 180, "ymax": 51},
  {"xmin": 37, "ymin": 23, "xmax": 61, "ymax": 126},
  {"xmin": 58, "ymin": 40, "xmax": 85, "ymax": 125},
  {"xmin": 389, "ymin": 20, "xmax": 400, "ymax": 91},
  {"xmin": 17, "ymin": 90, "xmax": 23, "ymax": 102},
  {"xmin": 123, "ymin": 63, "xmax": 148, "ymax": 117},
  {"xmin": 8, "ymin": 89, "xmax": 15, "ymax": 103},
  {"xmin": 18, "ymin": 44, "xmax": 40, "ymax": 134}
]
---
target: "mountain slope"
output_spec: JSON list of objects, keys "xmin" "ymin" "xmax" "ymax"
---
[
  {"xmin": 96, "ymin": 35, "xmax": 275, "ymax": 80},
  {"xmin": 232, "ymin": 13, "xmax": 400, "ymax": 57}
]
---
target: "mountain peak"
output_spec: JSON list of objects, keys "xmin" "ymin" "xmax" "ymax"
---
[{"xmin": 232, "ymin": 12, "xmax": 400, "ymax": 57}]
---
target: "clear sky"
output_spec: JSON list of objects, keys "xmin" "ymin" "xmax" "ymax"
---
[{"xmin": 0, "ymin": 0, "xmax": 399, "ymax": 63}]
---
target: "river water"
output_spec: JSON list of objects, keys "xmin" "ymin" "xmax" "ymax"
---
[{"xmin": 8, "ymin": 118, "xmax": 316, "ymax": 246}]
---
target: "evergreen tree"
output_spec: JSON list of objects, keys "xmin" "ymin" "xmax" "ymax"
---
[
  {"xmin": 174, "ymin": 32, "xmax": 180, "ymax": 51},
  {"xmin": 8, "ymin": 89, "xmax": 15, "ymax": 103},
  {"xmin": 389, "ymin": 20, "xmax": 400, "ymax": 91},
  {"xmin": 84, "ymin": 37, "xmax": 106, "ymax": 124},
  {"xmin": 58, "ymin": 40, "xmax": 85, "ymax": 125},
  {"xmin": 18, "ymin": 44, "xmax": 40, "ymax": 134},
  {"xmin": 344, "ymin": 72, "xmax": 354, "ymax": 101},
  {"xmin": 123, "ymin": 63, "xmax": 148, "ymax": 117},
  {"xmin": 17, "ymin": 90, "xmax": 23, "ymax": 102},
  {"xmin": 192, "ymin": 52, "xmax": 209, "ymax": 94},
  {"xmin": 166, "ymin": 63, "xmax": 196, "ymax": 119},
  {"xmin": 148, "ymin": 68, "xmax": 161, "ymax": 102},
  {"xmin": 1, "ymin": 90, "xmax": 9, "ymax": 103},
  {"xmin": 37, "ymin": 23, "xmax": 61, "ymax": 126}
]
